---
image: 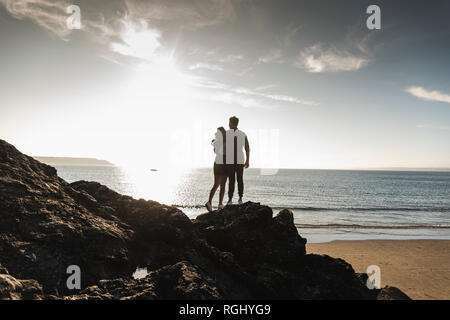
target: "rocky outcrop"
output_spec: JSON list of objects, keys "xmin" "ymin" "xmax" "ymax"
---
[
  {"xmin": 193, "ymin": 206, "xmax": 306, "ymax": 268},
  {"xmin": 0, "ymin": 140, "xmax": 134, "ymax": 295},
  {"xmin": 377, "ymin": 286, "xmax": 412, "ymax": 300},
  {"xmin": 64, "ymin": 261, "xmax": 222, "ymax": 300},
  {"xmin": 0, "ymin": 139, "xmax": 410, "ymax": 300},
  {"xmin": 0, "ymin": 264, "xmax": 43, "ymax": 300}
]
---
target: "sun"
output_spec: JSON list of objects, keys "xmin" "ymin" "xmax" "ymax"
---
[
  {"xmin": 120, "ymin": 58, "xmax": 192, "ymax": 107},
  {"xmin": 108, "ymin": 57, "xmax": 199, "ymax": 172},
  {"xmin": 111, "ymin": 19, "xmax": 195, "ymax": 108},
  {"xmin": 105, "ymin": 20, "xmax": 203, "ymax": 172}
]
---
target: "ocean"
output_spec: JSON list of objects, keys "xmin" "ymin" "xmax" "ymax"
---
[{"xmin": 55, "ymin": 166, "xmax": 450, "ymax": 243}]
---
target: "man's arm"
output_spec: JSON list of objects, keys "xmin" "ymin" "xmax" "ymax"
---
[{"xmin": 244, "ymin": 136, "xmax": 250, "ymax": 168}]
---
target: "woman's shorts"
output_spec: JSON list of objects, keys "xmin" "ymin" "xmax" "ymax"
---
[{"xmin": 213, "ymin": 162, "xmax": 227, "ymax": 176}]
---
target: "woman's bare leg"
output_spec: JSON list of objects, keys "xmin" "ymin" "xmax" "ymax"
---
[
  {"xmin": 208, "ymin": 174, "xmax": 221, "ymax": 203},
  {"xmin": 219, "ymin": 175, "xmax": 227, "ymax": 205}
]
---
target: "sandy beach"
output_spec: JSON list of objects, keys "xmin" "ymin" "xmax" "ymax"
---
[{"xmin": 307, "ymin": 240, "xmax": 450, "ymax": 300}]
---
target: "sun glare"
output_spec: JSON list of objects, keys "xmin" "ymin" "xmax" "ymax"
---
[
  {"xmin": 119, "ymin": 58, "xmax": 192, "ymax": 106},
  {"xmin": 112, "ymin": 19, "xmax": 195, "ymax": 109},
  {"xmin": 120, "ymin": 164, "xmax": 190, "ymax": 205},
  {"xmin": 104, "ymin": 20, "xmax": 207, "ymax": 173},
  {"xmin": 110, "ymin": 59, "xmax": 197, "ymax": 172},
  {"xmin": 111, "ymin": 20, "xmax": 161, "ymax": 62}
]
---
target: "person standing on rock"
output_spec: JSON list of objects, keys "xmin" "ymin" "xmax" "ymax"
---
[
  {"xmin": 205, "ymin": 126, "xmax": 228, "ymax": 212},
  {"xmin": 225, "ymin": 116, "xmax": 250, "ymax": 206}
]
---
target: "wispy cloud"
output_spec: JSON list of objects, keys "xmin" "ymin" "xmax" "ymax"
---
[
  {"xmin": 284, "ymin": 24, "xmax": 302, "ymax": 47},
  {"xmin": 0, "ymin": 0, "xmax": 131, "ymax": 45},
  {"xmin": 233, "ymin": 87, "xmax": 319, "ymax": 106},
  {"xmin": 218, "ymin": 54, "xmax": 244, "ymax": 63},
  {"xmin": 0, "ymin": 0, "xmax": 72, "ymax": 39},
  {"xmin": 128, "ymin": 0, "xmax": 236, "ymax": 30},
  {"xmin": 295, "ymin": 44, "xmax": 369, "ymax": 73},
  {"xmin": 187, "ymin": 49, "xmax": 248, "ymax": 76},
  {"xmin": 406, "ymin": 86, "xmax": 450, "ymax": 104},
  {"xmin": 255, "ymin": 84, "xmax": 279, "ymax": 91},
  {"xmin": 194, "ymin": 79, "xmax": 319, "ymax": 108},
  {"xmin": 259, "ymin": 49, "xmax": 283, "ymax": 64},
  {"xmin": 110, "ymin": 20, "xmax": 162, "ymax": 62},
  {"xmin": 294, "ymin": 22, "xmax": 377, "ymax": 74},
  {"xmin": 0, "ymin": 0, "xmax": 237, "ymax": 43},
  {"xmin": 189, "ymin": 63, "xmax": 225, "ymax": 72}
]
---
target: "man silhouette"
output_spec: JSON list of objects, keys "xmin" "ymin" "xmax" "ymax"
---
[{"xmin": 226, "ymin": 116, "xmax": 250, "ymax": 205}]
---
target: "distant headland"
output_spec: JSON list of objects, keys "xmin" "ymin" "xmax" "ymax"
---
[{"xmin": 33, "ymin": 156, "xmax": 114, "ymax": 167}]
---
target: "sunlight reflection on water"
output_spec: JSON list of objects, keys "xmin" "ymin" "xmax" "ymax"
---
[
  {"xmin": 120, "ymin": 166, "xmax": 190, "ymax": 205},
  {"xmin": 55, "ymin": 165, "xmax": 450, "ymax": 243}
]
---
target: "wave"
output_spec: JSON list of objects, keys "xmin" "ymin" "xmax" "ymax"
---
[
  {"xmin": 273, "ymin": 206, "xmax": 450, "ymax": 212},
  {"xmin": 173, "ymin": 204, "xmax": 450, "ymax": 213},
  {"xmin": 295, "ymin": 223, "xmax": 450, "ymax": 229},
  {"xmin": 174, "ymin": 204, "xmax": 209, "ymax": 209}
]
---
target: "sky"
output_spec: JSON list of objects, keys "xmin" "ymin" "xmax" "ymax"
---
[{"xmin": 0, "ymin": 0, "xmax": 449, "ymax": 170}]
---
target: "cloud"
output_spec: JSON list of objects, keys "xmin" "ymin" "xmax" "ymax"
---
[
  {"xmin": 296, "ymin": 44, "xmax": 369, "ymax": 73},
  {"xmin": 258, "ymin": 49, "xmax": 283, "ymax": 64},
  {"xmin": 110, "ymin": 20, "xmax": 162, "ymax": 62},
  {"xmin": 0, "ymin": 0, "xmax": 132, "ymax": 44},
  {"xmin": 0, "ymin": 0, "xmax": 238, "ymax": 62},
  {"xmin": 218, "ymin": 54, "xmax": 244, "ymax": 63},
  {"xmin": 284, "ymin": 24, "xmax": 302, "ymax": 47},
  {"xmin": 0, "ymin": 0, "xmax": 237, "ymax": 42},
  {"xmin": 122, "ymin": 0, "xmax": 236, "ymax": 31},
  {"xmin": 406, "ymin": 86, "xmax": 450, "ymax": 104},
  {"xmin": 189, "ymin": 63, "xmax": 225, "ymax": 72},
  {"xmin": 194, "ymin": 79, "xmax": 319, "ymax": 108},
  {"xmin": 255, "ymin": 84, "xmax": 279, "ymax": 91},
  {"xmin": 0, "ymin": 0, "xmax": 72, "ymax": 39},
  {"xmin": 293, "ymin": 18, "xmax": 381, "ymax": 73},
  {"xmin": 186, "ymin": 49, "xmax": 248, "ymax": 76},
  {"xmin": 187, "ymin": 58, "xmax": 249, "ymax": 76},
  {"xmin": 233, "ymin": 87, "xmax": 319, "ymax": 106}
]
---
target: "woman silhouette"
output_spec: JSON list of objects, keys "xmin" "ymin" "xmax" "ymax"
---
[{"xmin": 205, "ymin": 127, "xmax": 227, "ymax": 212}]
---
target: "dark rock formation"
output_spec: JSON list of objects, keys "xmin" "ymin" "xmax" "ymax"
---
[
  {"xmin": 0, "ymin": 140, "xmax": 134, "ymax": 295},
  {"xmin": 0, "ymin": 264, "xmax": 43, "ymax": 300},
  {"xmin": 0, "ymin": 139, "xmax": 410, "ymax": 300},
  {"xmin": 193, "ymin": 206, "xmax": 306, "ymax": 268},
  {"xmin": 64, "ymin": 261, "xmax": 222, "ymax": 300},
  {"xmin": 377, "ymin": 286, "xmax": 412, "ymax": 300}
]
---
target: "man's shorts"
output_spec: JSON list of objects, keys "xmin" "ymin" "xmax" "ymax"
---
[{"xmin": 213, "ymin": 162, "xmax": 227, "ymax": 176}]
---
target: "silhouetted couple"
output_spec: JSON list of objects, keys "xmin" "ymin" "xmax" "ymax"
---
[{"xmin": 205, "ymin": 116, "xmax": 250, "ymax": 212}]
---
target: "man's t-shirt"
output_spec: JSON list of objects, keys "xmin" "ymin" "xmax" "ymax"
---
[{"xmin": 225, "ymin": 128, "xmax": 249, "ymax": 165}]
